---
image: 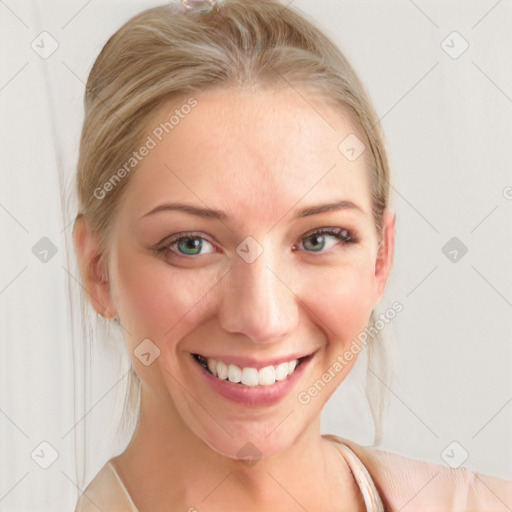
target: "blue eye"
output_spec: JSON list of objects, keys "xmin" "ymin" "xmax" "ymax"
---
[{"xmin": 300, "ymin": 228, "xmax": 355, "ymax": 252}]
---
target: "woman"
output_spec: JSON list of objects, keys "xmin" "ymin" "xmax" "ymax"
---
[{"xmin": 73, "ymin": 1, "xmax": 511, "ymax": 510}]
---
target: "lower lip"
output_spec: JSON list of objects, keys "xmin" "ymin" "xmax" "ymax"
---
[{"xmin": 190, "ymin": 354, "xmax": 313, "ymax": 407}]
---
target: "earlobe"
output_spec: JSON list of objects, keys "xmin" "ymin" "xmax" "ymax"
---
[
  {"xmin": 373, "ymin": 208, "xmax": 396, "ymax": 301},
  {"xmin": 73, "ymin": 215, "xmax": 117, "ymax": 319}
]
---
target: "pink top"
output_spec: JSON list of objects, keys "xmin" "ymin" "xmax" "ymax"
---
[{"xmin": 75, "ymin": 437, "xmax": 384, "ymax": 511}]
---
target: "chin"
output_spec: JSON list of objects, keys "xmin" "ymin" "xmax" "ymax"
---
[{"xmin": 198, "ymin": 423, "xmax": 299, "ymax": 463}]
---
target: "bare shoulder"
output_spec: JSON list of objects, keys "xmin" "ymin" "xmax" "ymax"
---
[
  {"xmin": 74, "ymin": 459, "xmax": 133, "ymax": 512},
  {"xmin": 326, "ymin": 434, "xmax": 512, "ymax": 511}
]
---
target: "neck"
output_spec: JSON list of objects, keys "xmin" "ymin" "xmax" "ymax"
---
[{"xmin": 116, "ymin": 383, "xmax": 357, "ymax": 510}]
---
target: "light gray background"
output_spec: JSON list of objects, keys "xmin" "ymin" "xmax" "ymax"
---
[{"xmin": 1, "ymin": 1, "xmax": 511, "ymax": 510}]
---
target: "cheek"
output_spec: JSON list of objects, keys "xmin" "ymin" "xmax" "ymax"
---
[
  {"xmin": 111, "ymin": 248, "xmax": 220, "ymax": 343},
  {"xmin": 110, "ymin": 249, "xmax": 224, "ymax": 392},
  {"xmin": 300, "ymin": 258, "xmax": 377, "ymax": 343}
]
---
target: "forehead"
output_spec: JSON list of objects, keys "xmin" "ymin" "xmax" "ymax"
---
[{"xmin": 122, "ymin": 87, "xmax": 372, "ymax": 227}]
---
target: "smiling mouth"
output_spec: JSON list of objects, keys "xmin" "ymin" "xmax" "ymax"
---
[{"xmin": 192, "ymin": 353, "xmax": 311, "ymax": 387}]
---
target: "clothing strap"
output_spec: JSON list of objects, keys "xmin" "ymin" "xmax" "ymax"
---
[
  {"xmin": 329, "ymin": 438, "xmax": 385, "ymax": 512},
  {"xmin": 108, "ymin": 461, "xmax": 140, "ymax": 512}
]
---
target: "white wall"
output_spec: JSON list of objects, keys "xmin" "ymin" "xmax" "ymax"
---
[{"xmin": 0, "ymin": 1, "xmax": 510, "ymax": 510}]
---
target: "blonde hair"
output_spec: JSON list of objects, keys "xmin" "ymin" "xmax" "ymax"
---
[{"xmin": 75, "ymin": 0, "xmax": 393, "ymax": 456}]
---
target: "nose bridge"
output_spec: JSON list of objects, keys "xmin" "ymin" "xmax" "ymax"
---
[{"xmin": 219, "ymin": 244, "xmax": 298, "ymax": 343}]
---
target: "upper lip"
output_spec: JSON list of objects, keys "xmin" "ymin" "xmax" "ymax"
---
[{"xmin": 193, "ymin": 351, "xmax": 316, "ymax": 370}]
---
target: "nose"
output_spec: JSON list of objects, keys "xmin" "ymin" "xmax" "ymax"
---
[{"xmin": 218, "ymin": 248, "xmax": 299, "ymax": 344}]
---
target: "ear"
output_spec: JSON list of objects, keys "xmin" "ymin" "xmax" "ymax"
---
[
  {"xmin": 373, "ymin": 208, "xmax": 395, "ymax": 303},
  {"xmin": 73, "ymin": 215, "xmax": 117, "ymax": 319}
]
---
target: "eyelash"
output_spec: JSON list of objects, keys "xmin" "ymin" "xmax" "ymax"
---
[
  {"xmin": 154, "ymin": 227, "xmax": 358, "ymax": 259},
  {"xmin": 295, "ymin": 227, "xmax": 357, "ymax": 252}
]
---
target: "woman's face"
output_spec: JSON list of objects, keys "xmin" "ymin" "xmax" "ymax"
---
[{"xmin": 101, "ymin": 87, "xmax": 394, "ymax": 459}]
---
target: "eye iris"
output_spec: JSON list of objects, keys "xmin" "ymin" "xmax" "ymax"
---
[
  {"xmin": 177, "ymin": 237, "xmax": 202, "ymax": 255},
  {"xmin": 304, "ymin": 234, "xmax": 326, "ymax": 252}
]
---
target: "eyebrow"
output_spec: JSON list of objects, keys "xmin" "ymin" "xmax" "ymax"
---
[{"xmin": 141, "ymin": 199, "xmax": 363, "ymax": 221}]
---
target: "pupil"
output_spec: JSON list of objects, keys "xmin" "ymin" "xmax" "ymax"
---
[
  {"xmin": 179, "ymin": 238, "xmax": 201, "ymax": 254},
  {"xmin": 308, "ymin": 235, "xmax": 325, "ymax": 251}
]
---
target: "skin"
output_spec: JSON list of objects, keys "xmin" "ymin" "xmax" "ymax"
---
[{"xmin": 74, "ymin": 87, "xmax": 395, "ymax": 511}]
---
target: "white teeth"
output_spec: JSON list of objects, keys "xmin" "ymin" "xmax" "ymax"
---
[
  {"xmin": 288, "ymin": 360, "xmax": 297, "ymax": 375},
  {"xmin": 216, "ymin": 360, "xmax": 228, "ymax": 380},
  {"xmin": 275, "ymin": 362, "xmax": 289, "ymax": 381},
  {"xmin": 258, "ymin": 366, "xmax": 276, "ymax": 386},
  {"xmin": 207, "ymin": 359, "xmax": 217, "ymax": 376},
  {"xmin": 228, "ymin": 364, "xmax": 241, "ymax": 383},
  {"xmin": 241, "ymin": 367, "xmax": 259, "ymax": 386},
  {"xmin": 200, "ymin": 355, "xmax": 301, "ymax": 386}
]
